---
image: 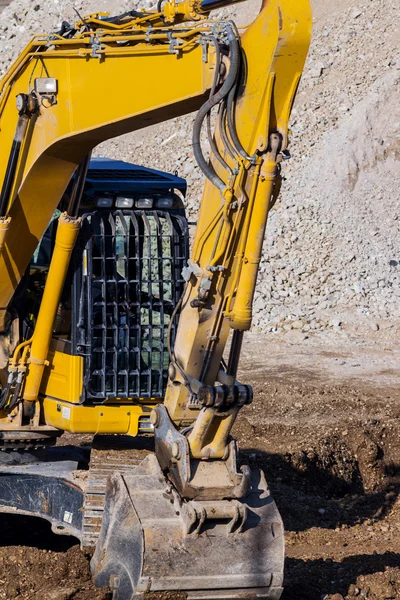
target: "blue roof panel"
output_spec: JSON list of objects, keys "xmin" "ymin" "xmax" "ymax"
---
[{"xmin": 84, "ymin": 157, "xmax": 187, "ymax": 195}]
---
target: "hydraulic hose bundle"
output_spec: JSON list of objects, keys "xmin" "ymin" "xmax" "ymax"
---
[{"xmin": 192, "ymin": 23, "xmax": 242, "ymax": 193}]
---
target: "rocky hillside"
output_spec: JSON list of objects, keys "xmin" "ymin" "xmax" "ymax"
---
[{"xmin": 0, "ymin": 0, "xmax": 398, "ymax": 337}]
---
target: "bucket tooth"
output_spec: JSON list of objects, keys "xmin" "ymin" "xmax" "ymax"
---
[{"xmin": 91, "ymin": 455, "xmax": 284, "ymax": 600}]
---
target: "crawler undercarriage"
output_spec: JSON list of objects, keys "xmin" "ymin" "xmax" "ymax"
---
[{"xmin": 0, "ymin": 436, "xmax": 284, "ymax": 599}]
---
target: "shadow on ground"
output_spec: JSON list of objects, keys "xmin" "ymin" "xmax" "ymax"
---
[
  {"xmin": 283, "ymin": 552, "xmax": 400, "ymax": 599},
  {"xmin": 242, "ymin": 448, "xmax": 399, "ymax": 532},
  {"xmin": 0, "ymin": 513, "xmax": 77, "ymax": 551}
]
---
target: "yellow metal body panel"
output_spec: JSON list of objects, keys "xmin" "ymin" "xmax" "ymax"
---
[
  {"xmin": 40, "ymin": 347, "xmax": 84, "ymax": 404},
  {"xmin": 42, "ymin": 397, "xmax": 149, "ymax": 436}
]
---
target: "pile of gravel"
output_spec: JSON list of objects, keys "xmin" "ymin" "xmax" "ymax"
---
[{"xmin": 0, "ymin": 0, "xmax": 398, "ymax": 337}]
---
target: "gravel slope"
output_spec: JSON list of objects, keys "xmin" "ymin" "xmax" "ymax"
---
[{"xmin": 0, "ymin": 0, "xmax": 398, "ymax": 339}]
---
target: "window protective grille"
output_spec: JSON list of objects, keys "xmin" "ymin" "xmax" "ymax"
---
[{"xmin": 72, "ymin": 210, "xmax": 188, "ymax": 401}]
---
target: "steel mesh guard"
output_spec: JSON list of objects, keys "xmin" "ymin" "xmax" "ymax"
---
[{"xmin": 72, "ymin": 210, "xmax": 188, "ymax": 401}]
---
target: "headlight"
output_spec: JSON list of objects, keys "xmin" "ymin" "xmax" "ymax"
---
[
  {"xmin": 97, "ymin": 197, "xmax": 113, "ymax": 208},
  {"xmin": 34, "ymin": 78, "xmax": 58, "ymax": 94},
  {"xmin": 116, "ymin": 197, "xmax": 134, "ymax": 208},
  {"xmin": 136, "ymin": 198, "xmax": 154, "ymax": 209},
  {"xmin": 156, "ymin": 197, "xmax": 174, "ymax": 209}
]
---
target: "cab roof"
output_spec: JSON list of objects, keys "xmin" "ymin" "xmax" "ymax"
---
[{"xmin": 83, "ymin": 157, "xmax": 187, "ymax": 196}]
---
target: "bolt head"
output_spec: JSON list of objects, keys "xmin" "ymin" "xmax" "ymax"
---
[
  {"xmin": 171, "ymin": 441, "xmax": 180, "ymax": 459},
  {"xmin": 150, "ymin": 409, "xmax": 159, "ymax": 427},
  {"xmin": 168, "ymin": 362, "xmax": 176, "ymax": 381}
]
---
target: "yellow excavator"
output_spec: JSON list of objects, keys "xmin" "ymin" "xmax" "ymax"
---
[{"xmin": 0, "ymin": 0, "xmax": 311, "ymax": 597}]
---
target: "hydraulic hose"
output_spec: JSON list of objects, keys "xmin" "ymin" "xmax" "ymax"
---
[
  {"xmin": 207, "ymin": 111, "xmax": 232, "ymax": 176},
  {"xmin": 199, "ymin": 0, "xmax": 247, "ymax": 10},
  {"xmin": 205, "ymin": 37, "xmax": 233, "ymax": 177},
  {"xmin": 97, "ymin": 10, "xmax": 151, "ymax": 23},
  {"xmin": 0, "ymin": 94, "xmax": 38, "ymax": 253},
  {"xmin": 0, "ymin": 381, "xmax": 11, "ymax": 410},
  {"xmin": 226, "ymin": 73, "xmax": 252, "ymax": 162},
  {"xmin": 227, "ymin": 329, "xmax": 243, "ymax": 378},
  {"xmin": 218, "ymin": 99, "xmax": 237, "ymax": 162},
  {"xmin": 7, "ymin": 375, "xmax": 23, "ymax": 412},
  {"xmin": 192, "ymin": 24, "xmax": 240, "ymax": 192},
  {"xmin": 0, "ymin": 337, "xmax": 33, "ymax": 410},
  {"xmin": 224, "ymin": 22, "xmax": 253, "ymax": 163},
  {"xmin": 0, "ymin": 113, "xmax": 30, "ymax": 218},
  {"xmin": 68, "ymin": 153, "xmax": 92, "ymax": 217},
  {"xmin": 167, "ymin": 287, "xmax": 192, "ymax": 390}
]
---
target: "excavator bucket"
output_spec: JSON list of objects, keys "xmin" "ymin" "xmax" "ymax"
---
[{"xmin": 91, "ymin": 454, "xmax": 284, "ymax": 600}]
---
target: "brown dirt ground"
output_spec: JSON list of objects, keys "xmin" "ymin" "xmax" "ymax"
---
[{"xmin": 0, "ymin": 335, "xmax": 399, "ymax": 600}]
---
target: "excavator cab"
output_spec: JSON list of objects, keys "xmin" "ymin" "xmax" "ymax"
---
[{"xmin": 13, "ymin": 158, "xmax": 189, "ymax": 431}]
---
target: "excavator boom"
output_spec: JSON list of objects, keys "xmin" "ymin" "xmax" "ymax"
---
[{"xmin": 0, "ymin": 0, "xmax": 311, "ymax": 597}]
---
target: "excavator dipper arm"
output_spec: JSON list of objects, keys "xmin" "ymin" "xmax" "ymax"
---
[{"xmin": 0, "ymin": 0, "xmax": 311, "ymax": 597}]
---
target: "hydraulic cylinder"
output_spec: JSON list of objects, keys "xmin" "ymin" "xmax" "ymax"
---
[
  {"xmin": 23, "ymin": 213, "xmax": 81, "ymax": 403},
  {"xmin": 227, "ymin": 156, "xmax": 277, "ymax": 330}
]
